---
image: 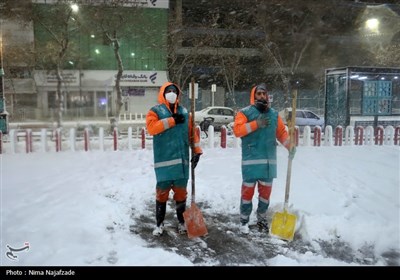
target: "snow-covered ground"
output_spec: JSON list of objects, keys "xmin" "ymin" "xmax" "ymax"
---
[{"xmin": 1, "ymin": 142, "xmax": 399, "ymax": 266}]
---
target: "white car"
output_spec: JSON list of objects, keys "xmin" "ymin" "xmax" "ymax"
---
[
  {"xmin": 194, "ymin": 106, "xmax": 235, "ymax": 130},
  {"xmin": 279, "ymin": 108, "xmax": 325, "ymax": 132}
]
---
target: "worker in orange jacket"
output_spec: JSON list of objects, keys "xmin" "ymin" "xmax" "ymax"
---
[
  {"xmin": 146, "ymin": 82, "xmax": 203, "ymax": 236},
  {"xmin": 233, "ymin": 83, "xmax": 296, "ymax": 234}
]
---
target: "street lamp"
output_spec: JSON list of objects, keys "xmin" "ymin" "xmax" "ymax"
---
[
  {"xmin": 365, "ymin": 18, "xmax": 379, "ymax": 34},
  {"xmin": 211, "ymin": 84, "xmax": 216, "ymax": 106},
  {"xmin": 70, "ymin": 4, "xmax": 79, "ymax": 13}
]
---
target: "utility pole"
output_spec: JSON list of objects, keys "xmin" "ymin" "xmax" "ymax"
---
[{"xmin": 0, "ymin": 22, "xmax": 9, "ymax": 134}]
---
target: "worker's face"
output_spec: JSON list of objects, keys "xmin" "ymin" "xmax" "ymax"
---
[{"xmin": 255, "ymin": 90, "xmax": 268, "ymax": 101}]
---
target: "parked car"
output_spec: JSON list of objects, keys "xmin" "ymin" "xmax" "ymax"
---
[
  {"xmin": 279, "ymin": 108, "xmax": 325, "ymax": 132},
  {"xmin": 194, "ymin": 106, "xmax": 235, "ymax": 130}
]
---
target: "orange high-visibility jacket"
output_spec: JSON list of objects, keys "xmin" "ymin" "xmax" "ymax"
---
[
  {"xmin": 146, "ymin": 82, "xmax": 202, "ymax": 182},
  {"xmin": 233, "ymin": 86, "xmax": 289, "ymax": 180}
]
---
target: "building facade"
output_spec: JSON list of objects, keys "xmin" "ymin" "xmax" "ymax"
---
[
  {"xmin": 2, "ymin": 0, "xmax": 400, "ymax": 123},
  {"xmin": 3, "ymin": 0, "xmax": 170, "ymax": 122}
]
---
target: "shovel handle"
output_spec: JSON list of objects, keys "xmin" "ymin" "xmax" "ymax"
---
[
  {"xmin": 190, "ymin": 78, "xmax": 196, "ymax": 203},
  {"xmin": 284, "ymin": 88, "xmax": 297, "ymax": 211}
]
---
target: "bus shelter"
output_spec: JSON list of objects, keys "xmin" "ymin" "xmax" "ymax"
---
[{"xmin": 325, "ymin": 66, "xmax": 400, "ymax": 128}]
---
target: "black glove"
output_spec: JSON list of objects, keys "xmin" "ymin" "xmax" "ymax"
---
[
  {"xmin": 255, "ymin": 99, "xmax": 269, "ymax": 112},
  {"xmin": 256, "ymin": 114, "xmax": 270, "ymax": 128},
  {"xmin": 191, "ymin": 153, "xmax": 201, "ymax": 169},
  {"xmin": 172, "ymin": 113, "xmax": 185, "ymax": 124}
]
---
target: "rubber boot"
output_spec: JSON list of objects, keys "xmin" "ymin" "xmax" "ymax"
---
[
  {"xmin": 176, "ymin": 200, "xmax": 187, "ymax": 234},
  {"xmin": 156, "ymin": 200, "xmax": 166, "ymax": 227},
  {"xmin": 176, "ymin": 200, "xmax": 186, "ymax": 224}
]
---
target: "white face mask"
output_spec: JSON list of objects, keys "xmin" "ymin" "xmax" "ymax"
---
[{"xmin": 165, "ymin": 92, "xmax": 177, "ymax": 104}]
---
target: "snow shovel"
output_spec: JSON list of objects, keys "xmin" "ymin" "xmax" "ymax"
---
[
  {"xmin": 270, "ymin": 89, "xmax": 298, "ymax": 241},
  {"xmin": 183, "ymin": 78, "xmax": 208, "ymax": 239}
]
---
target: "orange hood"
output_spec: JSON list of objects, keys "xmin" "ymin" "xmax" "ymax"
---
[
  {"xmin": 250, "ymin": 85, "xmax": 269, "ymax": 105},
  {"xmin": 250, "ymin": 86, "xmax": 257, "ymax": 105},
  {"xmin": 158, "ymin": 82, "xmax": 182, "ymax": 113}
]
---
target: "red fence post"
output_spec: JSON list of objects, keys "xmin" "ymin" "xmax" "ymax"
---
[
  {"xmin": 395, "ymin": 126, "xmax": 400, "ymax": 146},
  {"xmin": 84, "ymin": 128, "xmax": 89, "ymax": 152},
  {"xmin": 220, "ymin": 126, "xmax": 227, "ymax": 148},
  {"xmin": 355, "ymin": 126, "xmax": 364, "ymax": 145},
  {"xmin": 334, "ymin": 126, "xmax": 343, "ymax": 146},
  {"xmin": 55, "ymin": 130, "xmax": 57, "ymax": 152},
  {"xmin": 55, "ymin": 129, "xmax": 59, "ymax": 152},
  {"xmin": 29, "ymin": 130, "xmax": 33, "ymax": 153},
  {"xmin": 26, "ymin": 130, "xmax": 28, "ymax": 153},
  {"xmin": 113, "ymin": 128, "xmax": 118, "ymax": 151},
  {"xmin": 57, "ymin": 129, "xmax": 62, "ymax": 152},
  {"xmin": 141, "ymin": 128, "xmax": 145, "ymax": 149},
  {"xmin": 313, "ymin": 126, "xmax": 321, "ymax": 146},
  {"xmin": 375, "ymin": 126, "xmax": 384, "ymax": 145}
]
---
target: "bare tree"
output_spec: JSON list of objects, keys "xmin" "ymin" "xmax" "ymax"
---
[
  {"xmin": 251, "ymin": 0, "xmax": 328, "ymax": 106},
  {"xmin": 33, "ymin": 1, "xmax": 80, "ymax": 128},
  {"xmin": 2, "ymin": 1, "xmax": 91, "ymax": 126},
  {"xmin": 218, "ymin": 53, "xmax": 241, "ymax": 108},
  {"xmin": 167, "ymin": 24, "xmax": 199, "ymax": 94},
  {"xmin": 169, "ymin": 0, "xmax": 256, "ymax": 106},
  {"xmin": 1, "ymin": 42, "xmax": 35, "ymax": 119},
  {"xmin": 86, "ymin": 1, "xmax": 152, "ymax": 130},
  {"xmin": 207, "ymin": 8, "xmax": 241, "ymax": 107},
  {"xmin": 168, "ymin": 0, "xmax": 205, "ymax": 95},
  {"xmin": 88, "ymin": 3, "xmax": 124, "ymax": 120},
  {"xmin": 1, "ymin": 0, "xmax": 38, "ymax": 119}
]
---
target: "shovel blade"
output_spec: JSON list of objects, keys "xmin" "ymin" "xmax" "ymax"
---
[
  {"xmin": 270, "ymin": 211, "xmax": 297, "ymax": 241},
  {"xmin": 183, "ymin": 203, "xmax": 208, "ymax": 239}
]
